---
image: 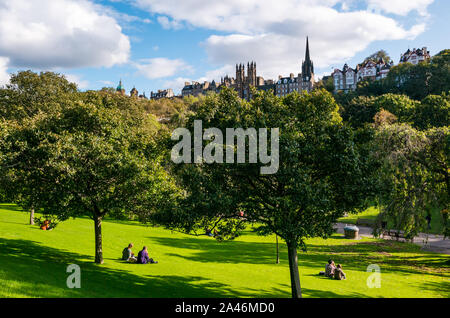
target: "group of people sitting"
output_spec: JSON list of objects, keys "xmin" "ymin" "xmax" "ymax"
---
[
  {"xmin": 319, "ymin": 259, "xmax": 347, "ymax": 280},
  {"xmin": 122, "ymin": 243, "xmax": 158, "ymax": 264}
]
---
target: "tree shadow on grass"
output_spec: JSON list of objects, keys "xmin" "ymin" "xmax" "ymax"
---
[
  {"xmin": 299, "ymin": 241, "xmax": 450, "ymax": 280},
  {"xmin": 149, "ymin": 236, "xmax": 449, "ymax": 281},
  {"xmin": 0, "ymin": 204, "xmax": 24, "ymax": 212},
  {"xmin": 148, "ymin": 236, "xmax": 288, "ymax": 265},
  {"xmin": 0, "ymin": 237, "xmax": 291, "ymax": 298},
  {"xmin": 419, "ymin": 280, "xmax": 450, "ymax": 297}
]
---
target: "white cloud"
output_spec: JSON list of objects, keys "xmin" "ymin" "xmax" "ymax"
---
[
  {"xmin": 99, "ymin": 80, "xmax": 114, "ymax": 86},
  {"xmin": 134, "ymin": 58, "xmax": 193, "ymax": 79},
  {"xmin": 202, "ymin": 65, "xmax": 235, "ymax": 82},
  {"xmin": 0, "ymin": 57, "xmax": 10, "ymax": 86},
  {"xmin": 0, "ymin": 0, "xmax": 130, "ymax": 69},
  {"xmin": 163, "ymin": 64, "xmax": 235, "ymax": 94},
  {"xmin": 65, "ymin": 74, "xmax": 89, "ymax": 89},
  {"xmin": 157, "ymin": 16, "xmax": 184, "ymax": 30},
  {"xmin": 162, "ymin": 77, "xmax": 192, "ymax": 94},
  {"xmin": 135, "ymin": 0, "xmax": 433, "ymax": 79},
  {"xmin": 367, "ymin": 0, "xmax": 434, "ymax": 16}
]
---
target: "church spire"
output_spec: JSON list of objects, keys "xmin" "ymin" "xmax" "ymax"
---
[
  {"xmin": 305, "ymin": 36, "xmax": 310, "ymax": 65},
  {"xmin": 302, "ymin": 36, "xmax": 314, "ymax": 82}
]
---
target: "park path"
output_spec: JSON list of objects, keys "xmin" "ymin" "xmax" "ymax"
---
[{"xmin": 335, "ymin": 223, "xmax": 450, "ymax": 255}]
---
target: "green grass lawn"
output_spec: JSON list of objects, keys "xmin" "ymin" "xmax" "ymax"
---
[
  {"xmin": 338, "ymin": 206, "xmax": 380, "ymax": 225},
  {"xmin": 0, "ymin": 203, "xmax": 449, "ymax": 298}
]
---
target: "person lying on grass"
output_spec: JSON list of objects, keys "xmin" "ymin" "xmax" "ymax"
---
[
  {"xmin": 122, "ymin": 243, "xmax": 137, "ymax": 263},
  {"xmin": 137, "ymin": 246, "xmax": 158, "ymax": 264}
]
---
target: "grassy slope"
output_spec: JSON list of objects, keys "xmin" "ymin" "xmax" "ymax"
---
[
  {"xmin": 338, "ymin": 206, "xmax": 380, "ymax": 224},
  {"xmin": 0, "ymin": 204, "xmax": 448, "ymax": 298}
]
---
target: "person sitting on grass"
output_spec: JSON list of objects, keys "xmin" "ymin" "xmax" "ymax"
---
[
  {"xmin": 324, "ymin": 259, "xmax": 336, "ymax": 278},
  {"xmin": 122, "ymin": 243, "xmax": 137, "ymax": 262},
  {"xmin": 40, "ymin": 219, "xmax": 50, "ymax": 231},
  {"xmin": 334, "ymin": 264, "xmax": 347, "ymax": 280},
  {"xmin": 137, "ymin": 246, "xmax": 158, "ymax": 264}
]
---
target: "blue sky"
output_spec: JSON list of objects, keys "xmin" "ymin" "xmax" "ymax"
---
[{"xmin": 0, "ymin": 0, "xmax": 449, "ymax": 95}]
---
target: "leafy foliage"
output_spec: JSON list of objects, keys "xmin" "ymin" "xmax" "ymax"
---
[
  {"xmin": 153, "ymin": 88, "xmax": 378, "ymax": 297},
  {"xmin": 372, "ymin": 124, "xmax": 449, "ymax": 238}
]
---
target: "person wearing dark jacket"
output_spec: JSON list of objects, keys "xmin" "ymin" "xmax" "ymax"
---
[{"xmin": 137, "ymin": 246, "xmax": 158, "ymax": 264}]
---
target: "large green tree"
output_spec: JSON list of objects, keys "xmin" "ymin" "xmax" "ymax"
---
[
  {"xmin": 372, "ymin": 124, "xmax": 449, "ymax": 238},
  {"xmin": 413, "ymin": 93, "xmax": 450, "ymax": 130},
  {"xmin": 364, "ymin": 50, "xmax": 393, "ymax": 64},
  {"xmin": 152, "ymin": 88, "xmax": 377, "ymax": 297},
  {"xmin": 0, "ymin": 71, "xmax": 78, "ymax": 223},
  {"xmin": 0, "ymin": 83, "xmax": 178, "ymax": 264},
  {"xmin": 342, "ymin": 94, "xmax": 417, "ymax": 128}
]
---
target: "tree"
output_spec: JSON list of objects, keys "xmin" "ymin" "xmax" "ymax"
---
[
  {"xmin": 428, "ymin": 50, "xmax": 450, "ymax": 96},
  {"xmin": 0, "ymin": 89, "xmax": 178, "ymax": 264},
  {"xmin": 365, "ymin": 50, "xmax": 392, "ymax": 64},
  {"xmin": 342, "ymin": 96, "xmax": 378, "ymax": 128},
  {"xmin": 0, "ymin": 70, "xmax": 77, "ymax": 121},
  {"xmin": 373, "ymin": 109, "xmax": 397, "ymax": 128},
  {"xmin": 0, "ymin": 71, "xmax": 78, "ymax": 224},
  {"xmin": 152, "ymin": 88, "xmax": 377, "ymax": 297},
  {"xmin": 342, "ymin": 94, "xmax": 417, "ymax": 128},
  {"xmin": 372, "ymin": 124, "xmax": 449, "ymax": 238},
  {"xmin": 384, "ymin": 60, "xmax": 436, "ymax": 101},
  {"xmin": 314, "ymin": 76, "xmax": 335, "ymax": 93},
  {"xmin": 355, "ymin": 78, "xmax": 388, "ymax": 97},
  {"xmin": 414, "ymin": 93, "xmax": 450, "ymax": 130}
]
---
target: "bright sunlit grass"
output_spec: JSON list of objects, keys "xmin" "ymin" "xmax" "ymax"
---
[{"xmin": 0, "ymin": 203, "xmax": 448, "ymax": 298}]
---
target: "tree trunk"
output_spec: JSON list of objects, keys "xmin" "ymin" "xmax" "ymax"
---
[
  {"xmin": 287, "ymin": 242, "xmax": 302, "ymax": 298},
  {"xmin": 276, "ymin": 235, "xmax": 280, "ymax": 264},
  {"xmin": 29, "ymin": 208, "xmax": 35, "ymax": 225},
  {"xmin": 94, "ymin": 214, "xmax": 104, "ymax": 264}
]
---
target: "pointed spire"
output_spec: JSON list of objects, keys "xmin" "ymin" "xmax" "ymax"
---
[
  {"xmin": 301, "ymin": 36, "xmax": 314, "ymax": 82},
  {"xmin": 305, "ymin": 36, "xmax": 310, "ymax": 64}
]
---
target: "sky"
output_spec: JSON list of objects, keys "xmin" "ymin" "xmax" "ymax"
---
[{"xmin": 0, "ymin": 0, "xmax": 449, "ymax": 95}]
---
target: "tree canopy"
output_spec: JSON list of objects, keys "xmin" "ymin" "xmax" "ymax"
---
[{"xmin": 150, "ymin": 88, "xmax": 378, "ymax": 297}]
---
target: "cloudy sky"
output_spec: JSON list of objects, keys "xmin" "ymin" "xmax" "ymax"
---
[{"xmin": 0, "ymin": 0, "xmax": 448, "ymax": 94}]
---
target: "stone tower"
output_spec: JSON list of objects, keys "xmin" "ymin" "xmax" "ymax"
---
[
  {"xmin": 235, "ymin": 62, "xmax": 258, "ymax": 100},
  {"xmin": 116, "ymin": 79, "xmax": 125, "ymax": 95},
  {"xmin": 130, "ymin": 86, "xmax": 138, "ymax": 98},
  {"xmin": 301, "ymin": 37, "xmax": 314, "ymax": 92}
]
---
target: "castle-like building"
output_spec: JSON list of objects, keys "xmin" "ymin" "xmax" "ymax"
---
[
  {"xmin": 181, "ymin": 62, "xmax": 270, "ymax": 100},
  {"xmin": 181, "ymin": 37, "xmax": 315, "ymax": 100},
  {"xmin": 115, "ymin": 80, "xmax": 174, "ymax": 100}
]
